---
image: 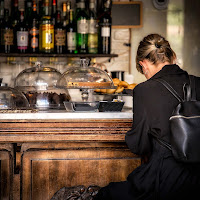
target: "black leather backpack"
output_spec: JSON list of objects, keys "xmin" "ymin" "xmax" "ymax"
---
[{"xmin": 153, "ymin": 75, "xmax": 200, "ymax": 163}]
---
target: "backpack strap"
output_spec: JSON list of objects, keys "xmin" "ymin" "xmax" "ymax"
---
[
  {"xmin": 153, "ymin": 78, "xmax": 183, "ymax": 102},
  {"xmin": 150, "ymin": 131, "xmax": 172, "ymax": 151}
]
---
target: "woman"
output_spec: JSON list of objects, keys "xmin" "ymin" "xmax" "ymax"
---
[{"xmin": 94, "ymin": 33, "xmax": 200, "ymax": 200}]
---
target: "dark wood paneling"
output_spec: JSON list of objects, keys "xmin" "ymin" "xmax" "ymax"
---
[
  {"xmin": 21, "ymin": 143, "xmax": 140, "ymax": 200},
  {"xmin": 0, "ymin": 144, "xmax": 13, "ymax": 200}
]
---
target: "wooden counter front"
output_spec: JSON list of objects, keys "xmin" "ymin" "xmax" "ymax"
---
[
  {"xmin": 0, "ymin": 118, "xmax": 140, "ymax": 200},
  {"xmin": 0, "ymin": 119, "xmax": 131, "ymax": 143}
]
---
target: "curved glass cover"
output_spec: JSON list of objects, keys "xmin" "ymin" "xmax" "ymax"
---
[
  {"xmin": 58, "ymin": 59, "xmax": 114, "ymax": 89},
  {"xmin": 0, "ymin": 86, "xmax": 29, "ymax": 109},
  {"xmin": 14, "ymin": 62, "xmax": 62, "ymax": 91},
  {"xmin": 14, "ymin": 62, "xmax": 71, "ymax": 110}
]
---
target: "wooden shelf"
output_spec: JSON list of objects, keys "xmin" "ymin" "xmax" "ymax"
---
[{"xmin": 0, "ymin": 53, "xmax": 118, "ymax": 58}]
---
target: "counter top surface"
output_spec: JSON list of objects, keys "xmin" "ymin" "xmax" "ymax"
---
[{"xmin": 0, "ymin": 109, "xmax": 133, "ymax": 120}]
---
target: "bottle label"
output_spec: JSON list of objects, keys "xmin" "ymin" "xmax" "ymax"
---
[
  {"xmin": 88, "ymin": 34, "xmax": 98, "ymax": 53},
  {"xmin": 41, "ymin": 24, "xmax": 54, "ymax": 49},
  {"xmin": 1, "ymin": 29, "xmax": 14, "ymax": 45},
  {"xmin": 88, "ymin": 19, "xmax": 97, "ymax": 34},
  {"xmin": 55, "ymin": 29, "xmax": 66, "ymax": 46},
  {"xmin": 77, "ymin": 19, "xmax": 88, "ymax": 34},
  {"xmin": 101, "ymin": 27, "xmax": 110, "ymax": 37},
  {"xmin": 67, "ymin": 32, "xmax": 76, "ymax": 50},
  {"xmin": 30, "ymin": 27, "xmax": 39, "ymax": 48},
  {"xmin": 17, "ymin": 31, "xmax": 28, "ymax": 49}
]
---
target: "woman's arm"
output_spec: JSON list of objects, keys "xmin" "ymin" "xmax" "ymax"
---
[{"xmin": 125, "ymin": 84, "xmax": 152, "ymax": 156}]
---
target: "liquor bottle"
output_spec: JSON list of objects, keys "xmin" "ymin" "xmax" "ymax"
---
[
  {"xmin": 24, "ymin": 0, "xmax": 33, "ymax": 27},
  {"xmin": 29, "ymin": 0, "xmax": 39, "ymax": 53},
  {"xmin": 62, "ymin": 1, "xmax": 71, "ymax": 28},
  {"xmin": 54, "ymin": 11, "xmax": 66, "ymax": 53},
  {"xmin": 0, "ymin": 9, "xmax": 14, "ymax": 53},
  {"xmin": 98, "ymin": 0, "xmax": 112, "ymax": 54},
  {"xmin": 0, "ymin": 0, "xmax": 4, "ymax": 25},
  {"xmin": 38, "ymin": 0, "xmax": 44, "ymax": 20},
  {"xmin": 51, "ymin": 0, "xmax": 57, "ymax": 26},
  {"xmin": 66, "ymin": 9, "xmax": 77, "ymax": 54},
  {"xmin": 88, "ymin": 0, "xmax": 98, "ymax": 54},
  {"xmin": 16, "ymin": 10, "xmax": 29, "ymax": 53},
  {"xmin": 39, "ymin": 0, "xmax": 54, "ymax": 53},
  {"xmin": 76, "ymin": 0, "xmax": 89, "ymax": 53},
  {"xmin": 11, "ymin": 0, "xmax": 20, "ymax": 28}
]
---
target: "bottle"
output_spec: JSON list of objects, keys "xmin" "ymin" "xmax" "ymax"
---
[
  {"xmin": 62, "ymin": 1, "xmax": 71, "ymax": 28},
  {"xmin": 0, "ymin": 0, "xmax": 4, "ymax": 25},
  {"xmin": 0, "ymin": 9, "xmax": 14, "ymax": 53},
  {"xmin": 66, "ymin": 9, "xmax": 77, "ymax": 54},
  {"xmin": 39, "ymin": 0, "xmax": 54, "ymax": 53},
  {"xmin": 24, "ymin": 0, "xmax": 33, "ymax": 27},
  {"xmin": 11, "ymin": 0, "xmax": 20, "ymax": 28},
  {"xmin": 51, "ymin": 0, "xmax": 57, "ymax": 26},
  {"xmin": 88, "ymin": 0, "xmax": 98, "ymax": 54},
  {"xmin": 38, "ymin": 0, "xmax": 44, "ymax": 20},
  {"xmin": 98, "ymin": 0, "xmax": 112, "ymax": 54},
  {"xmin": 76, "ymin": 0, "xmax": 89, "ymax": 53},
  {"xmin": 29, "ymin": 0, "xmax": 39, "ymax": 53},
  {"xmin": 54, "ymin": 11, "xmax": 66, "ymax": 53},
  {"xmin": 16, "ymin": 10, "xmax": 29, "ymax": 53},
  {"xmin": 0, "ymin": 0, "xmax": 4, "ymax": 46}
]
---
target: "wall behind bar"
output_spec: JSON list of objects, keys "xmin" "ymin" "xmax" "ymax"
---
[{"xmin": 131, "ymin": 0, "xmax": 200, "ymax": 84}]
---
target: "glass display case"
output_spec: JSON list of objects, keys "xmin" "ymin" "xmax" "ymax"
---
[
  {"xmin": 57, "ymin": 58, "xmax": 117, "ymax": 111},
  {"xmin": 58, "ymin": 58, "xmax": 115, "ymax": 102},
  {"xmin": 14, "ymin": 61, "xmax": 71, "ymax": 110},
  {"xmin": 0, "ymin": 86, "xmax": 29, "ymax": 110}
]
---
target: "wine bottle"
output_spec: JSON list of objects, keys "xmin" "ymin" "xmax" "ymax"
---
[
  {"xmin": 76, "ymin": 0, "xmax": 89, "ymax": 53},
  {"xmin": 98, "ymin": 0, "xmax": 112, "ymax": 54},
  {"xmin": 39, "ymin": 0, "xmax": 54, "ymax": 53},
  {"xmin": 55, "ymin": 11, "xmax": 66, "ymax": 53},
  {"xmin": 66, "ymin": 9, "xmax": 77, "ymax": 54},
  {"xmin": 0, "ymin": 9, "xmax": 14, "ymax": 53},
  {"xmin": 29, "ymin": 0, "xmax": 39, "ymax": 53},
  {"xmin": 24, "ymin": 0, "xmax": 33, "ymax": 27},
  {"xmin": 88, "ymin": 0, "xmax": 98, "ymax": 54},
  {"xmin": 51, "ymin": 0, "xmax": 57, "ymax": 26},
  {"xmin": 0, "ymin": 0, "xmax": 4, "ymax": 25},
  {"xmin": 16, "ymin": 10, "xmax": 29, "ymax": 53},
  {"xmin": 38, "ymin": 0, "xmax": 44, "ymax": 20},
  {"xmin": 62, "ymin": 1, "xmax": 71, "ymax": 28},
  {"xmin": 11, "ymin": 0, "xmax": 20, "ymax": 28}
]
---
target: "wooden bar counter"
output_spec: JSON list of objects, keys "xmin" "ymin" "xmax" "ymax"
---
[{"xmin": 0, "ymin": 110, "xmax": 141, "ymax": 200}]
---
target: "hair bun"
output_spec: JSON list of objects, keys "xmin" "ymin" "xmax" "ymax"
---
[{"xmin": 155, "ymin": 38, "xmax": 163, "ymax": 48}]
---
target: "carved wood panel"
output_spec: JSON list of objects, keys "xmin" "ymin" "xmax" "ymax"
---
[
  {"xmin": 21, "ymin": 143, "xmax": 140, "ymax": 200},
  {"xmin": 0, "ymin": 144, "xmax": 13, "ymax": 200}
]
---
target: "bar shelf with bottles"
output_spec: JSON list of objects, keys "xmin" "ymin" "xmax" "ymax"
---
[
  {"xmin": 0, "ymin": 52, "xmax": 118, "ymax": 58},
  {"xmin": 0, "ymin": 0, "xmax": 117, "ymax": 58}
]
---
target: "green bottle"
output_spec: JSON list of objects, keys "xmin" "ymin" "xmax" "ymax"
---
[
  {"xmin": 66, "ymin": 9, "xmax": 77, "ymax": 54},
  {"xmin": 88, "ymin": 0, "xmax": 98, "ymax": 54},
  {"xmin": 76, "ymin": 0, "xmax": 89, "ymax": 53}
]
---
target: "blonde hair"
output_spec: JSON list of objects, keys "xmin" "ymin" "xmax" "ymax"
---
[{"xmin": 136, "ymin": 34, "xmax": 177, "ymax": 74}]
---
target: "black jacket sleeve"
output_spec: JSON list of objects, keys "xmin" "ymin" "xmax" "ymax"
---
[{"xmin": 125, "ymin": 84, "xmax": 152, "ymax": 155}]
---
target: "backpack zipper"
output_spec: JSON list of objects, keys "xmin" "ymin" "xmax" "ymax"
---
[{"xmin": 170, "ymin": 115, "xmax": 200, "ymax": 120}]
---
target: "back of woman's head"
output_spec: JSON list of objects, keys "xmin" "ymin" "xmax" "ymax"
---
[{"xmin": 136, "ymin": 34, "xmax": 176, "ymax": 74}]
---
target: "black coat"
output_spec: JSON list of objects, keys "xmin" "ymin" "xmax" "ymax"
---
[{"xmin": 95, "ymin": 65, "xmax": 200, "ymax": 200}]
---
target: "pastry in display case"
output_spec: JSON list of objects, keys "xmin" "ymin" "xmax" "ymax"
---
[
  {"xmin": 14, "ymin": 61, "xmax": 71, "ymax": 110},
  {"xmin": 0, "ymin": 86, "xmax": 29, "ymax": 112}
]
